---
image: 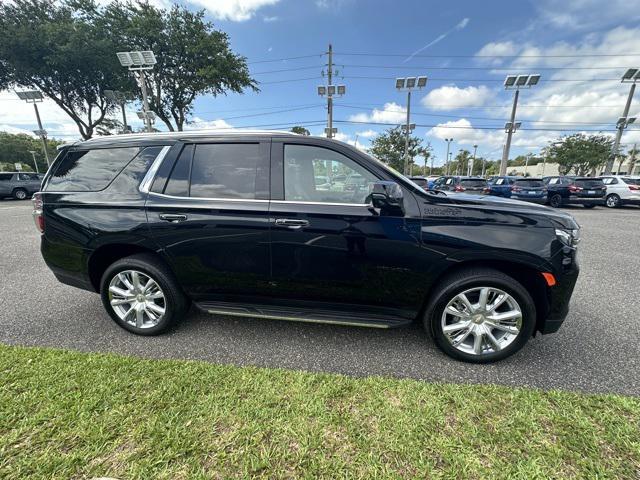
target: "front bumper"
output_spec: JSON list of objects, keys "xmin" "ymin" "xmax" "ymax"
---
[{"xmin": 538, "ymin": 248, "xmax": 580, "ymax": 334}]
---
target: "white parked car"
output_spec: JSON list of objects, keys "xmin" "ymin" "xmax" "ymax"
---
[{"xmin": 601, "ymin": 176, "xmax": 640, "ymax": 207}]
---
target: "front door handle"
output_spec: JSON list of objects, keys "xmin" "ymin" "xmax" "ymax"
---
[
  {"xmin": 159, "ymin": 213, "xmax": 188, "ymax": 223},
  {"xmin": 274, "ymin": 218, "xmax": 309, "ymax": 229}
]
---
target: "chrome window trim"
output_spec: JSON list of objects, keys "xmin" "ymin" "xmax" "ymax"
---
[
  {"xmin": 139, "ymin": 145, "xmax": 171, "ymax": 194},
  {"xmin": 148, "ymin": 191, "xmax": 269, "ymax": 203},
  {"xmin": 271, "ymin": 200, "xmax": 370, "ymax": 207}
]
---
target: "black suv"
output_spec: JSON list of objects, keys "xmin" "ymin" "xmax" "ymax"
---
[
  {"xmin": 432, "ymin": 176, "xmax": 489, "ymax": 194},
  {"xmin": 543, "ymin": 176, "xmax": 606, "ymax": 208},
  {"xmin": 35, "ymin": 131, "xmax": 580, "ymax": 363}
]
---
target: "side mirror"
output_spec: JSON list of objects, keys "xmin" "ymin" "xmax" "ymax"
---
[{"xmin": 367, "ymin": 181, "xmax": 404, "ymax": 214}]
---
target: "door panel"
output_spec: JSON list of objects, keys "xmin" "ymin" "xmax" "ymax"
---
[
  {"xmin": 268, "ymin": 140, "xmax": 426, "ymax": 317},
  {"xmin": 145, "ymin": 140, "xmax": 271, "ymax": 301}
]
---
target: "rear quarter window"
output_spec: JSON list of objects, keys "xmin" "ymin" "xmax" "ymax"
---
[
  {"xmin": 575, "ymin": 178, "xmax": 604, "ymax": 188},
  {"xmin": 45, "ymin": 147, "xmax": 141, "ymax": 192},
  {"xmin": 0, "ymin": 173, "xmax": 13, "ymax": 181},
  {"xmin": 108, "ymin": 146, "xmax": 164, "ymax": 194}
]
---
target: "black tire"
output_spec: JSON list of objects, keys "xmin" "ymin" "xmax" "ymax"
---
[
  {"xmin": 424, "ymin": 268, "xmax": 536, "ymax": 363},
  {"xmin": 100, "ymin": 253, "xmax": 189, "ymax": 335},
  {"xmin": 583, "ymin": 204, "xmax": 596, "ymax": 209},
  {"xmin": 12, "ymin": 188, "xmax": 28, "ymax": 200},
  {"xmin": 548, "ymin": 194, "xmax": 562, "ymax": 208},
  {"xmin": 605, "ymin": 194, "xmax": 620, "ymax": 208}
]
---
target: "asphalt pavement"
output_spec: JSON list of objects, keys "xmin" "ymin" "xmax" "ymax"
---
[{"xmin": 1, "ymin": 199, "xmax": 639, "ymax": 395}]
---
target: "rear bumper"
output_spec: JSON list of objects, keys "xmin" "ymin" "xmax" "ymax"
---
[
  {"xmin": 511, "ymin": 195, "xmax": 547, "ymax": 204},
  {"xmin": 567, "ymin": 196, "xmax": 605, "ymax": 205},
  {"xmin": 41, "ymin": 236, "xmax": 96, "ymax": 292}
]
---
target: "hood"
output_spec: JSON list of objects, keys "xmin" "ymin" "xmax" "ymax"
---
[{"xmin": 424, "ymin": 192, "xmax": 579, "ymax": 230}]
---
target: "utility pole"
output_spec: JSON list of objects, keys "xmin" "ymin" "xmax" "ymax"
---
[
  {"xmin": 628, "ymin": 143, "xmax": 638, "ymax": 175},
  {"xmin": 317, "ymin": 44, "xmax": 344, "ymax": 138},
  {"xmin": 403, "ymin": 90, "xmax": 411, "ymax": 175},
  {"xmin": 501, "ymin": 74, "xmax": 541, "ymax": 175},
  {"xmin": 444, "ymin": 138, "xmax": 453, "ymax": 175},
  {"xmin": 605, "ymin": 69, "xmax": 639, "ymax": 174},
  {"xmin": 32, "ymin": 103, "xmax": 50, "ymax": 166}
]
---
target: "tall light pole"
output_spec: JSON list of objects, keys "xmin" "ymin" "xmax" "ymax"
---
[
  {"xmin": 28, "ymin": 150, "xmax": 39, "ymax": 174},
  {"xmin": 469, "ymin": 144, "xmax": 478, "ymax": 176},
  {"xmin": 104, "ymin": 90, "xmax": 133, "ymax": 133},
  {"xmin": 444, "ymin": 138, "xmax": 453, "ymax": 175},
  {"xmin": 116, "ymin": 51, "xmax": 157, "ymax": 133},
  {"xmin": 395, "ymin": 76, "xmax": 427, "ymax": 175},
  {"xmin": 500, "ymin": 74, "xmax": 541, "ymax": 175},
  {"xmin": 16, "ymin": 90, "xmax": 50, "ymax": 167},
  {"xmin": 604, "ymin": 68, "xmax": 640, "ymax": 175}
]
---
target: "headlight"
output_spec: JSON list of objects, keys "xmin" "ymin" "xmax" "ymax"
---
[{"xmin": 555, "ymin": 228, "xmax": 580, "ymax": 247}]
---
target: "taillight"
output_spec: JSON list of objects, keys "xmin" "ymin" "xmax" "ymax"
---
[
  {"xmin": 32, "ymin": 193, "xmax": 44, "ymax": 233},
  {"xmin": 482, "ymin": 187, "xmax": 490, "ymax": 193},
  {"xmin": 454, "ymin": 185, "xmax": 465, "ymax": 192},
  {"xmin": 629, "ymin": 185, "xmax": 640, "ymax": 191},
  {"xmin": 568, "ymin": 185, "xmax": 583, "ymax": 193},
  {"xmin": 511, "ymin": 186, "xmax": 522, "ymax": 192}
]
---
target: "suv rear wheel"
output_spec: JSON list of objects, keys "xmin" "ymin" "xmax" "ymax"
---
[
  {"xmin": 424, "ymin": 268, "xmax": 536, "ymax": 363},
  {"xmin": 12, "ymin": 188, "xmax": 27, "ymax": 200},
  {"xmin": 548, "ymin": 193, "xmax": 562, "ymax": 208},
  {"xmin": 100, "ymin": 253, "xmax": 189, "ymax": 335}
]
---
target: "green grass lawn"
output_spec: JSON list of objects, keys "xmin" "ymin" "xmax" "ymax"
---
[{"xmin": 1, "ymin": 345, "xmax": 639, "ymax": 479}]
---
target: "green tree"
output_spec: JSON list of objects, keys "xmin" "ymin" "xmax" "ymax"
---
[
  {"xmin": 369, "ymin": 127, "xmax": 432, "ymax": 174},
  {"xmin": 0, "ymin": 131, "xmax": 63, "ymax": 172},
  {"xmin": 290, "ymin": 126, "xmax": 311, "ymax": 136},
  {"xmin": 545, "ymin": 134, "xmax": 613, "ymax": 175},
  {"xmin": 104, "ymin": 2, "xmax": 257, "ymax": 132},
  {"xmin": 0, "ymin": 0, "xmax": 131, "ymax": 139}
]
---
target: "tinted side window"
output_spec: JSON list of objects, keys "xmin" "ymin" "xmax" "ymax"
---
[
  {"xmin": 109, "ymin": 146, "xmax": 164, "ymax": 194},
  {"xmin": 190, "ymin": 143, "xmax": 261, "ymax": 199},
  {"xmin": 46, "ymin": 147, "xmax": 140, "ymax": 192},
  {"xmin": 18, "ymin": 173, "xmax": 39, "ymax": 181},
  {"xmin": 283, "ymin": 144, "xmax": 377, "ymax": 204},
  {"xmin": 0, "ymin": 173, "xmax": 13, "ymax": 181},
  {"xmin": 164, "ymin": 145, "xmax": 193, "ymax": 197}
]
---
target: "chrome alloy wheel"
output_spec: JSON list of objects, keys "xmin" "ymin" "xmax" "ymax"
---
[
  {"xmin": 441, "ymin": 287, "xmax": 522, "ymax": 356},
  {"xmin": 108, "ymin": 270, "xmax": 166, "ymax": 329}
]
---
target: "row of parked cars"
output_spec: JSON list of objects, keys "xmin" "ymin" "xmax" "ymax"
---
[{"xmin": 409, "ymin": 174, "xmax": 640, "ymax": 208}]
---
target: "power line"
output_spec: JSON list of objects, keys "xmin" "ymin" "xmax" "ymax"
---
[
  {"xmin": 333, "ymin": 119, "xmax": 625, "ymax": 132},
  {"xmin": 259, "ymin": 76, "xmax": 321, "ymax": 84},
  {"xmin": 247, "ymin": 53, "xmax": 324, "ymax": 65},
  {"xmin": 342, "ymin": 75, "xmax": 621, "ymax": 83},
  {"xmin": 333, "ymin": 52, "xmax": 640, "ymax": 59},
  {"xmin": 337, "ymin": 63, "xmax": 627, "ymax": 71},
  {"xmin": 336, "ymin": 101, "xmax": 628, "ymax": 109},
  {"xmin": 252, "ymin": 65, "xmax": 321, "ymax": 75},
  {"xmin": 193, "ymin": 104, "xmax": 324, "ymax": 121},
  {"xmin": 335, "ymin": 103, "xmax": 620, "ymax": 125}
]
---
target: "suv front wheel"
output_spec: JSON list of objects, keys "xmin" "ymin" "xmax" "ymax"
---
[
  {"xmin": 425, "ymin": 268, "xmax": 536, "ymax": 363},
  {"xmin": 100, "ymin": 253, "xmax": 189, "ymax": 335}
]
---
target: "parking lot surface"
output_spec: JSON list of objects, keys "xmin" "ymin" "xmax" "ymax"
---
[{"xmin": 1, "ymin": 199, "xmax": 639, "ymax": 395}]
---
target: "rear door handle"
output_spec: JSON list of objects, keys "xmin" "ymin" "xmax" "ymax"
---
[
  {"xmin": 274, "ymin": 218, "xmax": 309, "ymax": 229},
  {"xmin": 159, "ymin": 213, "xmax": 188, "ymax": 223}
]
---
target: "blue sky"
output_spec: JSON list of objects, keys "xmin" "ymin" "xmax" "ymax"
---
[{"xmin": 2, "ymin": 0, "xmax": 640, "ymax": 166}]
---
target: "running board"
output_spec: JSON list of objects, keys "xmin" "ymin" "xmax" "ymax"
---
[{"xmin": 196, "ymin": 301, "xmax": 412, "ymax": 329}]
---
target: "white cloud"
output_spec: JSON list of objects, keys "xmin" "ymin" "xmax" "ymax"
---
[
  {"xmin": 188, "ymin": 0, "xmax": 280, "ymax": 21},
  {"xmin": 186, "ymin": 117, "xmax": 233, "ymax": 130},
  {"xmin": 356, "ymin": 129, "xmax": 377, "ymax": 138},
  {"xmin": 348, "ymin": 102, "xmax": 406, "ymax": 124},
  {"xmin": 421, "ymin": 85, "xmax": 494, "ymax": 110},
  {"xmin": 263, "ymin": 15, "xmax": 279, "ymax": 22},
  {"xmin": 534, "ymin": 0, "xmax": 640, "ymax": 31}
]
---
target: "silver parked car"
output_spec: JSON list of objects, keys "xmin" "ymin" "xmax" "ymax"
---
[
  {"xmin": 0, "ymin": 172, "xmax": 43, "ymax": 200},
  {"xmin": 601, "ymin": 176, "xmax": 640, "ymax": 207}
]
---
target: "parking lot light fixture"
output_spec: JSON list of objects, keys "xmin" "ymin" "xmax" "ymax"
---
[
  {"xmin": 500, "ymin": 74, "xmax": 540, "ymax": 175},
  {"xmin": 116, "ymin": 50, "xmax": 157, "ymax": 133},
  {"xmin": 16, "ymin": 90, "xmax": 50, "ymax": 167},
  {"xmin": 395, "ymin": 75, "xmax": 428, "ymax": 175},
  {"xmin": 605, "ymin": 68, "xmax": 640, "ymax": 174}
]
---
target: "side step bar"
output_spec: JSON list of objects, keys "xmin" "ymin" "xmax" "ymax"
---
[{"xmin": 195, "ymin": 301, "xmax": 413, "ymax": 329}]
